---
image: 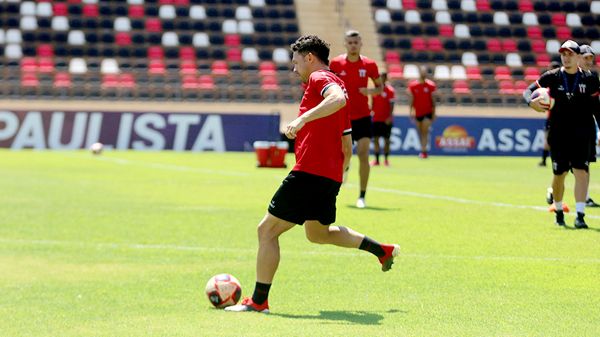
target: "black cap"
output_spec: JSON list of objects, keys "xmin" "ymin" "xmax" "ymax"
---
[{"xmin": 559, "ymin": 40, "xmax": 580, "ymax": 54}]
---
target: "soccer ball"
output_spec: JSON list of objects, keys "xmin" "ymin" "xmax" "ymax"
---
[
  {"xmin": 90, "ymin": 142, "xmax": 103, "ymax": 155},
  {"xmin": 531, "ymin": 87, "xmax": 555, "ymax": 110},
  {"xmin": 205, "ymin": 274, "xmax": 242, "ymax": 308}
]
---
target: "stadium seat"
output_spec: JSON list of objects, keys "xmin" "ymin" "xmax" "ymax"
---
[
  {"xmin": 461, "ymin": 0, "xmax": 476, "ymax": 11},
  {"xmin": 493, "ymin": 12, "xmax": 509, "ymax": 25},
  {"xmin": 428, "ymin": 38, "xmax": 444, "ymax": 52},
  {"xmin": 432, "ymin": 0, "xmax": 448, "ymax": 10},
  {"xmin": 434, "ymin": 65, "xmax": 450, "ymax": 80},
  {"xmin": 148, "ymin": 60, "xmax": 166, "ymax": 75},
  {"xmin": 452, "ymin": 80, "xmax": 471, "ymax": 94},
  {"xmin": 556, "ymin": 27, "xmax": 571, "ymax": 40},
  {"xmin": 524, "ymin": 67, "xmax": 539, "ymax": 81},
  {"xmin": 405, "ymin": 10, "xmax": 421, "ymax": 23},
  {"xmin": 519, "ymin": 0, "xmax": 533, "ymax": 11},
  {"xmin": 466, "ymin": 66, "xmax": 482, "ymax": 79},
  {"xmin": 546, "ymin": 40, "xmax": 560, "ymax": 54},
  {"xmin": 385, "ymin": 50, "xmax": 401, "ymax": 64},
  {"xmin": 387, "ymin": 0, "xmax": 403, "ymax": 9},
  {"xmin": 506, "ymin": 53, "xmax": 523, "ymax": 67},
  {"xmin": 69, "ymin": 58, "xmax": 87, "ymax": 74},
  {"xmin": 455, "ymin": 24, "xmax": 470, "ymax": 38},
  {"xmin": 566, "ymin": 13, "xmax": 582, "ymax": 27},
  {"xmin": 387, "ymin": 63, "xmax": 403, "ymax": 79},
  {"xmin": 450, "ymin": 65, "xmax": 467, "ymax": 80},
  {"xmin": 439, "ymin": 24, "xmax": 454, "ymax": 37},
  {"xmin": 261, "ymin": 75, "xmax": 279, "ymax": 91},
  {"xmin": 435, "ymin": 11, "xmax": 452, "ymax": 25},
  {"xmin": 494, "ymin": 66, "xmax": 512, "ymax": 80},
  {"xmin": 498, "ymin": 80, "xmax": 515, "ymax": 94},
  {"xmin": 272, "ymin": 48, "xmax": 290, "ymax": 63},
  {"xmin": 522, "ymin": 13, "xmax": 538, "ymax": 26},
  {"xmin": 551, "ymin": 13, "xmax": 566, "ymax": 26},
  {"xmin": 101, "ymin": 59, "xmax": 119, "ymax": 74},
  {"xmin": 211, "ymin": 61, "xmax": 230, "ymax": 76},
  {"xmin": 475, "ymin": 0, "xmax": 490, "ymax": 10},
  {"xmin": 53, "ymin": 72, "xmax": 72, "ymax": 89},
  {"xmin": 403, "ymin": 64, "xmax": 420, "ymax": 79},
  {"xmin": 375, "ymin": 9, "xmax": 392, "ymax": 23},
  {"xmin": 592, "ymin": 1, "xmax": 600, "ymax": 14}
]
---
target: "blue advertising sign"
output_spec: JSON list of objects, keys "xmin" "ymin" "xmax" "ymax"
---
[
  {"xmin": 0, "ymin": 111, "xmax": 280, "ymax": 151},
  {"xmin": 387, "ymin": 116, "xmax": 547, "ymax": 156}
]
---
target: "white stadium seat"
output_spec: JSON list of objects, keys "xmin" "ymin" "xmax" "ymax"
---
[
  {"xmin": 592, "ymin": 1, "xmax": 600, "ymax": 14},
  {"xmin": 36, "ymin": 2, "xmax": 53, "ymax": 16},
  {"xmin": 238, "ymin": 20, "xmax": 255, "ymax": 34},
  {"xmin": 506, "ymin": 53, "xmax": 523, "ymax": 67},
  {"xmin": 190, "ymin": 6, "xmax": 206, "ymax": 20},
  {"xmin": 222, "ymin": 19, "xmax": 238, "ymax": 34},
  {"xmin": 522, "ymin": 13, "xmax": 538, "ymax": 26},
  {"xmin": 20, "ymin": 2, "xmax": 36, "ymax": 16},
  {"xmin": 432, "ymin": 0, "xmax": 448, "ymax": 10},
  {"xmin": 454, "ymin": 24, "xmax": 470, "ymax": 38},
  {"xmin": 235, "ymin": 6, "xmax": 252, "ymax": 20},
  {"xmin": 69, "ymin": 58, "xmax": 88, "ymax": 74},
  {"xmin": 591, "ymin": 41, "xmax": 600, "ymax": 53},
  {"xmin": 193, "ymin": 32, "xmax": 210, "ymax": 47},
  {"xmin": 434, "ymin": 65, "xmax": 450, "ymax": 80},
  {"xmin": 375, "ymin": 9, "xmax": 391, "ymax": 24},
  {"xmin": 386, "ymin": 0, "xmax": 402, "ymax": 10},
  {"xmin": 127, "ymin": 0, "xmax": 145, "ymax": 4},
  {"xmin": 435, "ymin": 11, "xmax": 452, "ymax": 24},
  {"xmin": 101, "ymin": 58, "xmax": 119, "ymax": 74},
  {"xmin": 450, "ymin": 65, "xmax": 467, "ymax": 80},
  {"xmin": 159, "ymin": 5, "xmax": 176, "ymax": 19},
  {"xmin": 249, "ymin": 0, "xmax": 266, "ymax": 7},
  {"xmin": 114, "ymin": 17, "xmax": 131, "ymax": 32},
  {"xmin": 566, "ymin": 13, "xmax": 582, "ymax": 27},
  {"xmin": 52, "ymin": 17, "xmax": 69, "ymax": 31},
  {"xmin": 461, "ymin": 52, "xmax": 478, "ymax": 66},
  {"xmin": 68, "ymin": 30, "xmax": 85, "ymax": 45},
  {"xmin": 0, "ymin": 29, "xmax": 5, "ymax": 44},
  {"xmin": 20, "ymin": 16, "xmax": 38, "ymax": 31},
  {"xmin": 273, "ymin": 48, "xmax": 290, "ymax": 63},
  {"xmin": 403, "ymin": 64, "xmax": 420, "ymax": 79},
  {"xmin": 546, "ymin": 40, "xmax": 560, "ymax": 54},
  {"xmin": 6, "ymin": 29, "xmax": 22, "ymax": 44},
  {"xmin": 161, "ymin": 32, "xmax": 179, "ymax": 47},
  {"xmin": 461, "ymin": 0, "xmax": 476, "ymax": 11},
  {"xmin": 405, "ymin": 10, "xmax": 421, "ymax": 24},
  {"xmin": 5, "ymin": 44, "xmax": 22, "ymax": 59},
  {"xmin": 242, "ymin": 48, "xmax": 259, "ymax": 63},
  {"xmin": 493, "ymin": 12, "xmax": 509, "ymax": 25}
]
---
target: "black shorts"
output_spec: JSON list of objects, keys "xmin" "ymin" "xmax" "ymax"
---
[
  {"xmin": 372, "ymin": 121, "xmax": 392, "ymax": 138},
  {"xmin": 416, "ymin": 113, "xmax": 434, "ymax": 122},
  {"xmin": 549, "ymin": 137, "xmax": 595, "ymax": 174},
  {"xmin": 268, "ymin": 171, "xmax": 341, "ymax": 225},
  {"xmin": 351, "ymin": 116, "xmax": 372, "ymax": 141}
]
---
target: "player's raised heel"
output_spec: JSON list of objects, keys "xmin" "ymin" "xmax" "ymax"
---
[
  {"xmin": 224, "ymin": 298, "xmax": 270, "ymax": 314},
  {"xmin": 379, "ymin": 244, "xmax": 400, "ymax": 272}
]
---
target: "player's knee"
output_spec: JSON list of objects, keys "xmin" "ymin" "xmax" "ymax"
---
[{"xmin": 305, "ymin": 230, "xmax": 327, "ymax": 244}]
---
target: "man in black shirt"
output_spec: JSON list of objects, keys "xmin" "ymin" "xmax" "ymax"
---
[{"xmin": 524, "ymin": 40, "xmax": 600, "ymax": 228}]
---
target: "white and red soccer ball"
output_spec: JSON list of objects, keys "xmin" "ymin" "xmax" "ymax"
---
[
  {"xmin": 90, "ymin": 142, "xmax": 103, "ymax": 155},
  {"xmin": 205, "ymin": 274, "xmax": 242, "ymax": 308},
  {"xmin": 531, "ymin": 87, "xmax": 555, "ymax": 110}
]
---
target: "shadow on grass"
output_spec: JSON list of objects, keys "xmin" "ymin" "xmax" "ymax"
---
[
  {"xmin": 345, "ymin": 205, "xmax": 402, "ymax": 211},
  {"xmin": 271, "ymin": 309, "xmax": 405, "ymax": 325},
  {"xmin": 561, "ymin": 224, "xmax": 600, "ymax": 233}
]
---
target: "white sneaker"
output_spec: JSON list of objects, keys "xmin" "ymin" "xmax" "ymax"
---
[{"xmin": 356, "ymin": 198, "xmax": 366, "ymax": 209}]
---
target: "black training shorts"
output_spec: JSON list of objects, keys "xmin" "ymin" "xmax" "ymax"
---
[
  {"xmin": 415, "ymin": 113, "xmax": 434, "ymax": 122},
  {"xmin": 372, "ymin": 121, "xmax": 392, "ymax": 138},
  {"xmin": 549, "ymin": 136, "xmax": 595, "ymax": 174},
  {"xmin": 351, "ymin": 116, "xmax": 372, "ymax": 141},
  {"xmin": 268, "ymin": 171, "xmax": 341, "ymax": 225}
]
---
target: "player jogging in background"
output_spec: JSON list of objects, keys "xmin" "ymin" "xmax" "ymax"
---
[
  {"xmin": 224, "ymin": 35, "xmax": 400, "ymax": 314},
  {"xmin": 408, "ymin": 66, "xmax": 437, "ymax": 159},
  {"xmin": 578, "ymin": 44, "xmax": 600, "ymax": 208},
  {"xmin": 330, "ymin": 30, "xmax": 383, "ymax": 209},
  {"xmin": 524, "ymin": 40, "xmax": 600, "ymax": 229},
  {"xmin": 370, "ymin": 72, "xmax": 395, "ymax": 166}
]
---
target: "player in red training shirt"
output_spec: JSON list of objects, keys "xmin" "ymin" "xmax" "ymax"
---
[
  {"xmin": 225, "ymin": 35, "xmax": 400, "ymax": 314},
  {"xmin": 408, "ymin": 66, "xmax": 437, "ymax": 159},
  {"xmin": 370, "ymin": 72, "xmax": 395, "ymax": 166},
  {"xmin": 330, "ymin": 30, "xmax": 383, "ymax": 209}
]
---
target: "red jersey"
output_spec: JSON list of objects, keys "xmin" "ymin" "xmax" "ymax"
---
[
  {"xmin": 293, "ymin": 70, "xmax": 351, "ymax": 183},
  {"xmin": 372, "ymin": 84, "xmax": 395, "ymax": 122},
  {"xmin": 330, "ymin": 54, "xmax": 380, "ymax": 121},
  {"xmin": 408, "ymin": 79, "xmax": 436, "ymax": 117}
]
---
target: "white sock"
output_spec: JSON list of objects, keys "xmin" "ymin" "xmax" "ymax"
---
[
  {"xmin": 576, "ymin": 202, "xmax": 585, "ymax": 214},
  {"xmin": 554, "ymin": 201, "xmax": 563, "ymax": 212}
]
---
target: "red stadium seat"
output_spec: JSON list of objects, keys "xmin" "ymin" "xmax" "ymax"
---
[
  {"xmin": 21, "ymin": 57, "xmax": 38, "ymax": 73},
  {"xmin": 21, "ymin": 73, "xmax": 40, "ymax": 87},
  {"xmin": 102, "ymin": 74, "xmax": 120, "ymax": 88},
  {"xmin": 82, "ymin": 4, "xmax": 99, "ymax": 17},
  {"xmin": 38, "ymin": 58, "xmax": 55, "ymax": 73},
  {"xmin": 466, "ymin": 66, "xmax": 482, "ymax": 80},
  {"xmin": 411, "ymin": 37, "xmax": 427, "ymax": 51},
  {"xmin": 494, "ymin": 66, "xmax": 512, "ymax": 81},
  {"xmin": 428, "ymin": 38, "xmax": 443, "ymax": 52},
  {"xmin": 179, "ymin": 46, "xmax": 196, "ymax": 61},
  {"xmin": 147, "ymin": 46, "xmax": 164, "ymax": 60},
  {"xmin": 387, "ymin": 63, "xmax": 403, "ymax": 79},
  {"xmin": 115, "ymin": 32, "xmax": 132, "ymax": 46},
  {"xmin": 556, "ymin": 27, "xmax": 571, "ymax": 40},
  {"xmin": 551, "ymin": 13, "xmax": 566, "ymax": 27},
  {"xmin": 476, "ymin": 0, "xmax": 491, "ymax": 11},
  {"xmin": 129, "ymin": 5, "xmax": 145, "ymax": 18},
  {"xmin": 261, "ymin": 76, "xmax": 279, "ymax": 91},
  {"xmin": 527, "ymin": 27, "xmax": 542, "ymax": 39},
  {"xmin": 259, "ymin": 61, "xmax": 277, "ymax": 76},
  {"xmin": 499, "ymin": 80, "xmax": 515, "ymax": 95},
  {"xmin": 211, "ymin": 61, "xmax": 229, "ymax": 76},
  {"xmin": 502, "ymin": 39, "xmax": 517, "ymax": 52},
  {"xmin": 148, "ymin": 60, "xmax": 166, "ymax": 75},
  {"xmin": 146, "ymin": 18, "xmax": 163, "ymax": 33},
  {"xmin": 403, "ymin": 0, "xmax": 417, "ymax": 10},
  {"xmin": 514, "ymin": 80, "xmax": 528, "ymax": 93},
  {"xmin": 37, "ymin": 44, "xmax": 54, "ymax": 57},
  {"xmin": 452, "ymin": 80, "xmax": 471, "ymax": 94},
  {"xmin": 53, "ymin": 72, "xmax": 72, "ymax": 88},
  {"xmin": 181, "ymin": 75, "xmax": 199, "ymax": 89},
  {"xmin": 439, "ymin": 25, "xmax": 453, "ymax": 37},
  {"xmin": 180, "ymin": 61, "xmax": 197, "ymax": 75},
  {"xmin": 487, "ymin": 39, "xmax": 502, "ymax": 52},
  {"xmin": 519, "ymin": 0, "xmax": 534, "ymax": 11},
  {"xmin": 384, "ymin": 50, "xmax": 400, "ymax": 64},
  {"xmin": 224, "ymin": 34, "xmax": 241, "ymax": 47},
  {"xmin": 531, "ymin": 40, "xmax": 546, "ymax": 53},
  {"xmin": 524, "ymin": 67, "xmax": 540, "ymax": 81},
  {"xmin": 226, "ymin": 48, "xmax": 242, "ymax": 62},
  {"xmin": 119, "ymin": 74, "xmax": 136, "ymax": 89},
  {"xmin": 198, "ymin": 75, "xmax": 215, "ymax": 90},
  {"xmin": 53, "ymin": 3, "xmax": 68, "ymax": 16},
  {"xmin": 536, "ymin": 54, "xmax": 551, "ymax": 67}
]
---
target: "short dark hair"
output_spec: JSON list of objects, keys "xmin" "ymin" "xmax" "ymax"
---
[{"xmin": 290, "ymin": 35, "xmax": 330, "ymax": 65}]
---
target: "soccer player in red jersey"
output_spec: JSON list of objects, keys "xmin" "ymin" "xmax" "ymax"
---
[
  {"xmin": 407, "ymin": 66, "xmax": 437, "ymax": 159},
  {"xmin": 330, "ymin": 30, "xmax": 383, "ymax": 209},
  {"xmin": 224, "ymin": 35, "xmax": 399, "ymax": 314},
  {"xmin": 370, "ymin": 72, "xmax": 395, "ymax": 166}
]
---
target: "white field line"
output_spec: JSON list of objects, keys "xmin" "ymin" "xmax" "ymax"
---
[{"xmin": 1, "ymin": 238, "xmax": 600, "ymax": 265}]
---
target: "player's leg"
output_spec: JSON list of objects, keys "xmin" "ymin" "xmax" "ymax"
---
[
  {"xmin": 304, "ymin": 221, "xmax": 400, "ymax": 271},
  {"xmin": 356, "ymin": 137, "xmax": 371, "ymax": 208},
  {"xmin": 573, "ymin": 168, "xmax": 590, "ymax": 228},
  {"xmin": 420, "ymin": 117, "xmax": 432, "ymax": 157},
  {"xmin": 371, "ymin": 135, "xmax": 381, "ymax": 166},
  {"xmin": 383, "ymin": 126, "xmax": 391, "ymax": 166},
  {"xmin": 551, "ymin": 172, "xmax": 568, "ymax": 226}
]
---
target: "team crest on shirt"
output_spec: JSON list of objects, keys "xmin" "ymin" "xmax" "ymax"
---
[
  {"xmin": 340, "ymin": 70, "xmax": 347, "ymax": 76},
  {"xmin": 424, "ymin": 88, "xmax": 429, "ymax": 93},
  {"xmin": 359, "ymin": 69, "xmax": 366, "ymax": 77},
  {"xmin": 579, "ymin": 83, "xmax": 586, "ymax": 93}
]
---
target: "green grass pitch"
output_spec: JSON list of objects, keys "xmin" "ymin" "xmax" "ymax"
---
[{"xmin": 1, "ymin": 150, "xmax": 599, "ymax": 337}]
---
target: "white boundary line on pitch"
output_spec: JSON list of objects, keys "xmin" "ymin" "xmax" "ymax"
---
[
  {"xmin": 72, "ymin": 153, "xmax": 600, "ymax": 219},
  {"xmin": 1, "ymin": 238, "xmax": 600, "ymax": 264}
]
